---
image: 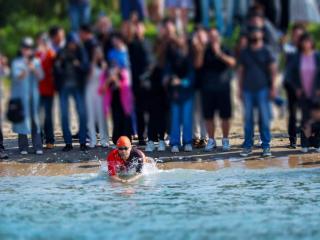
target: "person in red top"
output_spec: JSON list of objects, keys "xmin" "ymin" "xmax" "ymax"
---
[
  {"xmin": 36, "ymin": 33, "xmax": 56, "ymax": 149},
  {"xmin": 107, "ymin": 136, "xmax": 145, "ymax": 183}
]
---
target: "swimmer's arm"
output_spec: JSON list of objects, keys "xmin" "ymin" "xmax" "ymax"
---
[
  {"xmin": 110, "ymin": 175, "xmax": 129, "ymax": 183},
  {"xmin": 125, "ymin": 173, "xmax": 143, "ymax": 183}
]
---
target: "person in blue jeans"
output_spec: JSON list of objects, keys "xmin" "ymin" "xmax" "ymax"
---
[
  {"xmin": 120, "ymin": 0, "xmax": 146, "ymax": 22},
  {"xmin": 163, "ymin": 21, "xmax": 194, "ymax": 153},
  {"xmin": 201, "ymin": 0, "xmax": 224, "ymax": 34},
  {"xmin": 238, "ymin": 27, "xmax": 277, "ymax": 157},
  {"xmin": 53, "ymin": 33, "xmax": 89, "ymax": 152},
  {"xmin": 69, "ymin": 0, "xmax": 91, "ymax": 32}
]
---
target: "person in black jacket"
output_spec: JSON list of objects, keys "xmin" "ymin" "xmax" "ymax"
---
[
  {"xmin": 54, "ymin": 33, "xmax": 89, "ymax": 152},
  {"xmin": 289, "ymin": 33, "xmax": 320, "ymax": 153},
  {"xmin": 128, "ymin": 22, "xmax": 152, "ymax": 146}
]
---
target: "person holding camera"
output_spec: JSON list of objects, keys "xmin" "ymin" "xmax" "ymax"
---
[
  {"xmin": 10, "ymin": 37, "xmax": 44, "ymax": 155},
  {"xmin": 0, "ymin": 53, "xmax": 9, "ymax": 159}
]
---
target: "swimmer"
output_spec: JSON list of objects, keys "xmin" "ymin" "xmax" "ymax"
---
[{"xmin": 106, "ymin": 136, "xmax": 146, "ymax": 183}]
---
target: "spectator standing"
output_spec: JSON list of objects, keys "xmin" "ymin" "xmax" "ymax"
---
[
  {"xmin": 238, "ymin": 28, "xmax": 277, "ymax": 157},
  {"xmin": 290, "ymin": 33, "xmax": 320, "ymax": 153},
  {"xmin": 54, "ymin": 33, "xmax": 89, "ymax": 152},
  {"xmin": 197, "ymin": 28, "xmax": 236, "ymax": 151},
  {"xmin": 35, "ymin": 33, "xmax": 56, "ymax": 149},
  {"xmin": 282, "ymin": 24, "xmax": 305, "ymax": 148},
  {"xmin": 0, "ymin": 53, "xmax": 9, "ymax": 158},
  {"xmin": 86, "ymin": 46, "xmax": 109, "ymax": 148},
  {"xmin": 128, "ymin": 22, "xmax": 152, "ymax": 146},
  {"xmin": 11, "ymin": 37, "xmax": 44, "ymax": 155}
]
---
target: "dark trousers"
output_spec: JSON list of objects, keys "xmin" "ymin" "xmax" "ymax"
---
[
  {"xmin": 0, "ymin": 127, "xmax": 3, "ymax": 149},
  {"xmin": 40, "ymin": 96, "xmax": 55, "ymax": 144},
  {"xmin": 59, "ymin": 87, "xmax": 87, "ymax": 145},
  {"xmin": 300, "ymin": 97, "xmax": 313, "ymax": 147},
  {"xmin": 111, "ymin": 90, "xmax": 132, "ymax": 144},
  {"xmin": 147, "ymin": 95, "xmax": 167, "ymax": 142},
  {"xmin": 134, "ymin": 91, "xmax": 148, "ymax": 141},
  {"xmin": 18, "ymin": 120, "xmax": 43, "ymax": 152},
  {"xmin": 285, "ymin": 83, "xmax": 299, "ymax": 144}
]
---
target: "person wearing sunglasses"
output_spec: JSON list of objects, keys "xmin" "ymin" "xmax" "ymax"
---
[{"xmin": 107, "ymin": 136, "xmax": 145, "ymax": 183}]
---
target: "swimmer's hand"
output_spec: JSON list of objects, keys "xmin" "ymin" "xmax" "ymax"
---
[
  {"xmin": 110, "ymin": 174, "xmax": 142, "ymax": 183},
  {"xmin": 110, "ymin": 175, "xmax": 128, "ymax": 183},
  {"xmin": 125, "ymin": 174, "xmax": 142, "ymax": 183}
]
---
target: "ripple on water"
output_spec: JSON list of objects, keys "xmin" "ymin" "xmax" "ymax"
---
[{"xmin": 0, "ymin": 167, "xmax": 320, "ymax": 239}]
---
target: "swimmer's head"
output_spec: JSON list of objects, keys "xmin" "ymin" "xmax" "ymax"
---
[{"xmin": 116, "ymin": 136, "xmax": 132, "ymax": 160}]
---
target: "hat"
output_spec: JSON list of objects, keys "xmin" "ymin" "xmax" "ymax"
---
[
  {"xmin": 21, "ymin": 37, "xmax": 34, "ymax": 48},
  {"xmin": 116, "ymin": 136, "xmax": 131, "ymax": 148}
]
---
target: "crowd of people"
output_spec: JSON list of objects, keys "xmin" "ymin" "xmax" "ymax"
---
[{"xmin": 1, "ymin": 0, "xmax": 320, "ymax": 159}]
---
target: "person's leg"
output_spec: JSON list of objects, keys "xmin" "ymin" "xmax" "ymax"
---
[
  {"xmin": 68, "ymin": 3, "xmax": 80, "ymax": 32},
  {"xmin": 193, "ymin": 91, "xmax": 201, "ymax": 140},
  {"xmin": 257, "ymin": 88, "xmax": 272, "ymax": 150},
  {"xmin": 80, "ymin": 2, "xmax": 91, "ymax": 25},
  {"xmin": 18, "ymin": 134, "xmax": 29, "ymax": 152},
  {"xmin": 73, "ymin": 88, "xmax": 87, "ymax": 145},
  {"xmin": 225, "ymin": 0, "xmax": 236, "ymax": 36},
  {"xmin": 135, "ymin": 0, "xmax": 146, "ymax": 21},
  {"xmin": 0, "ymin": 114, "xmax": 4, "ymax": 149},
  {"xmin": 85, "ymin": 86, "xmax": 97, "ymax": 147},
  {"xmin": 120, "ymin": 0, "xmax": 131, "ymax": 21},
  {"xmin": 243, "ymin": 91, "xmax": 255, "ymax": 149},
  {"xmin": 205, "ymin": 119, "xmax": 215, "ymax": 139},
  {"xmin": 148, "ymin": 100, "xmax": 158, "ymax": 142},
  {"xmin": 213, "ymin": 0, "xmax": 224, "ymax": 34},
  {"xmin": 300, "ymin": 98, "xmax": 312, "ymax": 148},
  {"xmin": 218, "ymin": 89, "xmax": 232, "ymax": 138},
  {"xmin": 170, "ymin": 102, "xmax": 181, "ymax": 146},
  {"xmin": 201, "ymin": 0, "xmax": 210, "ymax": 28},
  {"xmin": 96, "ymin": 96, "xmax": 108, "ymax": 146},
  {"xmin": 59, "ymin": 88, "xmax": 72, "ymax": 145},
  {"xmin": 221, "ymin": 119, "xmax": 230, "ymax": 138},
  {"xmin": 31, "ymin": 116, "xmax": 43, "ymax": 151},
  {"xmin": 42, "ymin": 96, "xmax": 55, "ymax": 144},
  {"xmin": 135, "ymin": 94, "xmax": 146, "ymax": 142},
  {"xmin": 285, "ymin": 84, "xmax": 298, "ymax": 145},
  {"xmin": 182, "ymin": 98, "xmax": 193, "ymax": 145}
]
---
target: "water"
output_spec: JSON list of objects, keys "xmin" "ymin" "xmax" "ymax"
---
[{"xmin": 1, "ymin": 164, "xmax": 320, "ymax": 240}]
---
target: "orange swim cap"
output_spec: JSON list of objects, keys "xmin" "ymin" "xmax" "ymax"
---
[{"xmin": 116, "ymin": 136, "xmax": 131, "ymax": 148}]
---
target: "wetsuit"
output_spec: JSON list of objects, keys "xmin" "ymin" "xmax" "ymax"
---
[{"xmin": 107, "ymin": 148, "xmax": 144, "ymax": 176}]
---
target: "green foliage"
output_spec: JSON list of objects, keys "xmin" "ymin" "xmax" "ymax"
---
[{"xmin": 0, "ymin": 0, "xmax": 117, "ymax": 59}]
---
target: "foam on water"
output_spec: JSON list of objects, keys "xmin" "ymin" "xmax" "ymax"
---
[{"xmin": 1, "ymin": 164, "xmax": 320, "ymax": 240}]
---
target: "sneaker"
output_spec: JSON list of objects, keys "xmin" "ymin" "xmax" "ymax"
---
[
  {"xmin": 46, "ymin": 143, "xmax": 54, "ymax": 149},
  {"xmin": 301, "ymin": 147, "xmax": 309, "ymax": 153},
  {"xmin": 36, "ymin": 150, "xmax": 43, "ymax": 155},
  {"xmin": 20, "ymin": 151, "xmax": 28, "ymax": 155},
  {"xmin": 222, "ymin": 138, "xmax": 230, "ymax": 151},
  {"xmin": 240, "ymin": 148, "xmax": 252, "ymax": 157},
  {"xmin": 145, "ymin": 141, "xmax": 155, "ymax": 152},
  {"xmin": 288, "ymin": 143, "xmax": 296, "ymax": 149},
  {"xmin": 262, "ymin": 148, "xmax": 272, "ymax": 157},
  {"xmin": 62, "ymin": 144, "xmax": 73, "ymax": 152},
  {"xmin": 101, "ymin": 143, "xmax": 109, "ymax": 148},
  {"xmin": 158, "ymin": 140, "xmax": 166, "ymax": 152},
  {"xmin": 198, "ymin": 139, "xmax": 207, "ymax": 148},
  {"xmin": 204, "ymin": 138, "xmax": 216, "ymax": 152},
  {"xmin": 184, "ymin": 144, "xmax": 193, "ymax": 152},
  {"xmin": 193, "ymin": 138, "xmax": 200, "ymax": 147},
  {"xmin": 89, "ymin": 144, "xmax": 96, "ymax": 149},
  {"xmin": 80, "ymin": 144, "xmax": 89, "ymax": 152},
  {"xmin": 0, "ymin": 149, "xmax": 8, "ymax": 159},
  {"xmin": 171, "ymin": 145, "xmax": 179, "ymax": 153}
]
